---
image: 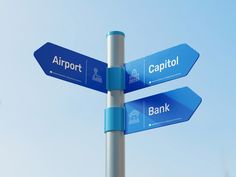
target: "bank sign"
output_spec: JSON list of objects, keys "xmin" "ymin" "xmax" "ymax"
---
[{"xmin": 125, "ymin": 87, "xmax": 202, "ymax": 134}]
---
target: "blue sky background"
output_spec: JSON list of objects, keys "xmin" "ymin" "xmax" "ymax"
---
[{"xmin": 0, "ymin": 0, "xmax": 235, "ymax": 177}]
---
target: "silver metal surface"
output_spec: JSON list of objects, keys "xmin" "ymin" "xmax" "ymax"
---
[{"xmin": 106, "ymin": 32, "xmax": 125, "ymax": 177}]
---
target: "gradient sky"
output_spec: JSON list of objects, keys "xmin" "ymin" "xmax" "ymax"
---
[{"xmin": 0, "ymin": 1, "xmax": 236, "ymax": 177}]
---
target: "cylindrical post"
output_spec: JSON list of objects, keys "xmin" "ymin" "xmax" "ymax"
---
[{"xmin": 106, "ymin": 31, "xmax": 125, "ymax": 177}]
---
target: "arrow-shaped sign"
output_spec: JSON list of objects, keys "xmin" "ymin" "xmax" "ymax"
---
[
  {"xmin": 34, "ymin": 42, "xmax": 107, "ymax": 93},
  {"xmin": 125, "ymin": 87, "xmax": 202, "ymax": 134},
  {"xmin": 125, "ymin": 44, "xmax": 199, "ymax": 93}
]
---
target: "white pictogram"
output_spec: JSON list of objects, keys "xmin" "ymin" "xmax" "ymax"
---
[
  {"xmin": 128, "ymin": 109, "xmax": 140, "ymax": 125},
  {"xmin": 129, "ymin": 69, "xmax": 140, "ymax": 84},
  {"xmin": 92, "ymin": 68, "xmax": 103, "ymax": 83}
]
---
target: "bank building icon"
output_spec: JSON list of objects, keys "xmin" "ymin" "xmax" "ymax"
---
[
  {"xmin": 128, "ymin": 109, "xmax": 140, "ymax": 125},
  {"xmin": 92, "ymin": 68, "xmax": 103, "ymax": 83},
  {"xmin": 129, "ymin": 68, "xmax": 140, "ymax": 84}
]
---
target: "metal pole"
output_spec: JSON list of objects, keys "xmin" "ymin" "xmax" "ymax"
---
[{"xmin": 106, "ymin": 31, "xmax": 125, "ymax": 177}]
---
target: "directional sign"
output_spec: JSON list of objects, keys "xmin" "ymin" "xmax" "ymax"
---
[
  {"xmin": 125, "ymin": 44, "xmax": 199, "ymax": 93},
  {"xmin": 34, "ymin": 42, "xmax": 107, "ymax": 93},
  {"xmin": 125, "ymin": 87, "xmax": 201, "ymax": 134}
]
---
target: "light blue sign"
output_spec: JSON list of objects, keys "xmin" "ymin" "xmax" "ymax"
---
[
  {"xmin": 125, "ymin": 87, "xmax": 202, "ymax": 134},
  {"xmin": 34, "ymin": 42, "xmax": 107, "ymax": 93},
  {"xmin": 125, "ymin": 44, "xmax": 199, "ymax": 93}
]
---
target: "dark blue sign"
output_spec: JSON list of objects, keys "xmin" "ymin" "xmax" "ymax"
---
[
  {"xmin": 125, "ymin": 44, "xmax": 199, "ymax": 93},
  {"xmin": 34, "ymin": 42, "xmax": 107, "ymax": 93},
  {"xmin": 125, "ymin": 87, "xmax": 202, "ymax": 134}
]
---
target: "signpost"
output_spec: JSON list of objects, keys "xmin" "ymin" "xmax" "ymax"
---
[
  {"xmin": 34, "ymin": 32, "xmax": 202, "ymax": 177},
  {"xmin": 125, "ymin": 87, "xmax": 202, "ymax": 134},
  {"xmin": 105, "ymin": 31, "xmax": 125, "ymax": 177},
  {"xmin": 34, "ymin": 42, "xmax": 107, "ymax": 93},
  {"xmin": 125, "ymin": 44, "xmax": 199, "ymax": 93}
]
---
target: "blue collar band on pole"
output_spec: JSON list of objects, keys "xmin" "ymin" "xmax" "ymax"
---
[
  {"xmin": 104, "ymin": 107, "xmax": 125, "ymax": 132},
  {"xmin": 106, "ymin": 67, "xmax": 125, "ymax": 90}
]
